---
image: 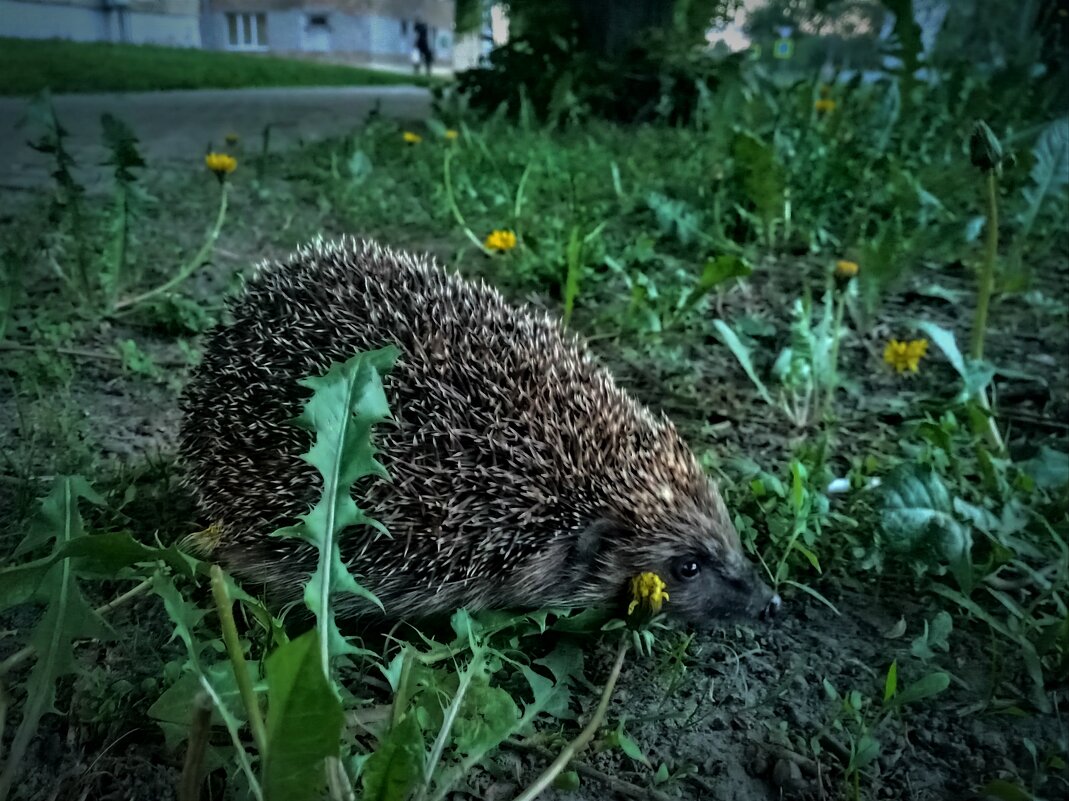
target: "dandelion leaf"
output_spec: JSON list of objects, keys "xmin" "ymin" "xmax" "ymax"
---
[
  {"xmin": 361, "ymin": 713, "xmax": 424, "ymax": 801},
  {"xmin": 271, "ymin": 346, "xmax": 399, "ymax": 661},
  {"xmin": 1, "ymin": 532, "xmax": 199, "ymax": 613},
  {"xmin": 646, "ymin": 191, "xmax": 702, "ymax": 245},
  {"xmin": 100, "ymin": 112, "xmax": 145, "ymax": 174},
  {"xmin": 731, "ymin": 130, "xmax": 783, "ymax": 233},
  {"xmin": 453, "ymin": 679, "xmax": 520, "ymax": 757},
  {"xmin": 1021, "ymin": 445, "xmax": 1069, "ymax": 490},
  {"xmin": 1017, "ymin": 116, "xmax": 1069, "ymax": 237},
  {"xmin": 151, "ymin": 572, "xmax": 263, "ymax": 789},
  {"xmin": 880, "ymin": 465, "xmax": 972, "ymax": 588},
  {"xmin": 0, "ymin": 477, "xmax": 110, "ymax": 798},
  {"xmin": 262, "ymin": 630, "xmax": 344, "ymax": 801}
]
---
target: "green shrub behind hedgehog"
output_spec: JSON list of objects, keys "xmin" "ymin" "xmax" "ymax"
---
[{"xmin": 179, "ymin": 238, "xmax": 780, "ymax": 626}]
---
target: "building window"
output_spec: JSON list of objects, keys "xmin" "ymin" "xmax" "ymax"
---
[{"xmin": 226, "ymin": 13, "xmax": 267, "ymax": 50}]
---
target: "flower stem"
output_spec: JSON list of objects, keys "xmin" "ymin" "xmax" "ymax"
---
[
  {"xmin": 968, "ymin": 170, "xmax": 1006, "ymax": 455},
  {"xmin": 210, "ymin": 565, "xmax": 268, "ymax": 758},
  {"xmin": 443, "ymin": 150, "xmax": 493, "ymax": 256},
  {"xmin": 511, "ymin": 635, "xmax": 630, "ymax": 801},
  {"xmin": 178, "ymin": 691, "xmax": 212, "ymax": 801},
  {"xmin": 971, "ymin": 171, "xmax": 998, "ymax": 361},
  {"xmin": 112, "ymin": 181, "xmax": 229, "ymax": 313}
]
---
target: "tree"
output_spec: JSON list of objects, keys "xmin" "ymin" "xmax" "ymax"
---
[{"xmin": 499, "ymin": 0, "xmax": 740, "ymax": 57}]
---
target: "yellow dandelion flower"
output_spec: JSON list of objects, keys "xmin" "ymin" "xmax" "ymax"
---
[
  {"xmin": 814, "ymin": 98, "xmax": 837, "ymax": 113},
  {"xmin": 403, "ymin": 131, "xmax": 423, "ymax": 144},
  {"xmin": 884, "ymin": 338, "xmax": 929, "ymax": 373},
  {"xmin": 835, "ymin": 260, "xmax": 859, "ymax": 279},
  {"xmin": 628, "ymin": 572, "xmax": 670, "ymax": 616},
  {"xmin": 444, "ymin": 129, "xmax": 459, "ymax": 140},
  {"xmin": 204, "ymin": 152, "xmax": 237, "ymax": 178},
  {"xmin": 225, "ymin": 132, "xmax": 240, "ymax": 145},
  {"xmin": 484, "ymin": 229, "xmax": 517, "ymax": 252}
]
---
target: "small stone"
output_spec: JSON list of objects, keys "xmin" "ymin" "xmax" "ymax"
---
[
  {"xmin": 771, "ymin": 758, "xmax": 803, "ymax": 791},
  {"xmin": 748, "ymin": 750, "xmax": 769, "ymax": 777}
]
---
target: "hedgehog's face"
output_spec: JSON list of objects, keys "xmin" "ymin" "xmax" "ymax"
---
[
  {"xmin": 644, "ymin": 498, "xmax": 781, "ymax": 627},
  {"xmin": 577, "ymin": 492, "xmax": 779, "ymax": 626},
  {"xmin": 654, "ymin": 546, "xmax": 779, "ymax": 626}
]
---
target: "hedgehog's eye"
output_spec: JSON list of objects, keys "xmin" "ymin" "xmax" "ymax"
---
[{"xmin": 675, "ymin": 559, "xmax": 701, "ymax": 581}]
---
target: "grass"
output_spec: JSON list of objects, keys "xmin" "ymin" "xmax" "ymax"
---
[{"xmin": 0, "ymin": 37, "xmax": 435, "ymax": 95}]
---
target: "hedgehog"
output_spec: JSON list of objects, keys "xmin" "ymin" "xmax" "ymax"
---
[{"xmin": 178, "ymin": 237, "xmax": 780, "ymax": 626}]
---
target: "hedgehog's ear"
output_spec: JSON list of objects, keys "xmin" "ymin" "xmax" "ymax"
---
[{"xmin": 573, "ymin": 518, "xmax": 626, "ymax": 569}]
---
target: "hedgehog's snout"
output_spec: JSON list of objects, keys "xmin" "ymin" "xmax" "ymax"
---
[
  {"xmin": 760, "ymin": 592, "xmax": 782, "ymax": 621},
  {"xmin": 748, "ymin": 571, "xmax": 781, "ymax": 622}
]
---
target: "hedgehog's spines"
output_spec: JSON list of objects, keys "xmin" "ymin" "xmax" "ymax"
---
[{"xmin": 179, "ymin": 236, "xmax": 738, "ymax": 621}]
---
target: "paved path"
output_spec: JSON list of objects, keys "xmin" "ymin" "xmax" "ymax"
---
[{"xmin": 0, "ymin": 85, "xmax": 432, "ymax": 190}]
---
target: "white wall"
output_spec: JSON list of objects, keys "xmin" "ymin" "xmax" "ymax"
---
[
  {"xmin": 1, "ymin": 0, "xmax": 107, "ymax": 41},
  {"xmin": 1, "ymin": 0, "xmax": 201, "ymax": 47},
  {"xmin": 126, "ymin": 10, "xmax": 201, "ymax": 47}
]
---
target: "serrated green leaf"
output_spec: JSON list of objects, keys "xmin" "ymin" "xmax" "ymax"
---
[
  {"xmin": 271, "ymin": 347, "xmax": 398, "ymax": 673},
  {"xmin": 262, "ymin": 630, "xmax": 343, "ymax": 801},
  {"xmin": 911, "ymin": 611, "xmax": 953, "ymax": 662},
  {"xmin": 453, "ymin": 681, "xmax": 520, "ymax": 756},
  {"xmin": 1017, "ymin": 117, "xmax": 1069, "ymax": 239},
  {"xmin": 100, "ymin": 112, "xmax": 145, "ymax": 175},
  {"xmin": 0, "ymin": 532, "xmax": 199, "ymax": 612},
  {"xmin": 148, "ymin": 661, "xmax": 257, "ymax": 750},
  {"xmin": 361, "ymin": 713, "xmax": 424, "ymax": 801},
  {"xmin": 732, "ymin": 129, "xmax": 783, "ymax": 241},
  {"xmin": 0, "ymin": 477, "xmax": 110, "ymax": 800},
  {"xmin": 646, "ymin": 191, "xmax": 702, "ymax": 245},
  {"xmin": 13, "ymin": 475, "xmax": 102, "ymax": 558}
]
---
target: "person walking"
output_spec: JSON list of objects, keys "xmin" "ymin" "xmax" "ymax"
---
[{"xmin": 413, "ymin": 19, "xmax": 434, "ymax": 76}]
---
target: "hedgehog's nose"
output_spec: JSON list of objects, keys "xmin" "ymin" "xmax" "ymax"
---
[{"xmin": 760, "ymin": 593, "xmax": 782, "ymax": 621}]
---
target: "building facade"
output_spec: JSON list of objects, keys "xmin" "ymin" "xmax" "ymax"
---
[
  {"xmin": 1, "ymin": 0, "xmax": 202, "ymax": 47},
  {"xmin": 199, "ymin": 0, "xmax": 455, "ymax": 68},
  {"xmin": 2, "ymin": 0, "xmax": 456, "ymax": 68}
]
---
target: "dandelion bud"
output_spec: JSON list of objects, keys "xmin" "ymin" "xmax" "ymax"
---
[{"xmin": 969, "ymin": 120, "xmax": 1003, "ymax": 175}]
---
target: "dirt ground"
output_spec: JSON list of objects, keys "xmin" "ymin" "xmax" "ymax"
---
[{"xmin": 1, "ymin": 136, "xmax": 1067, "ymax": 801}]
